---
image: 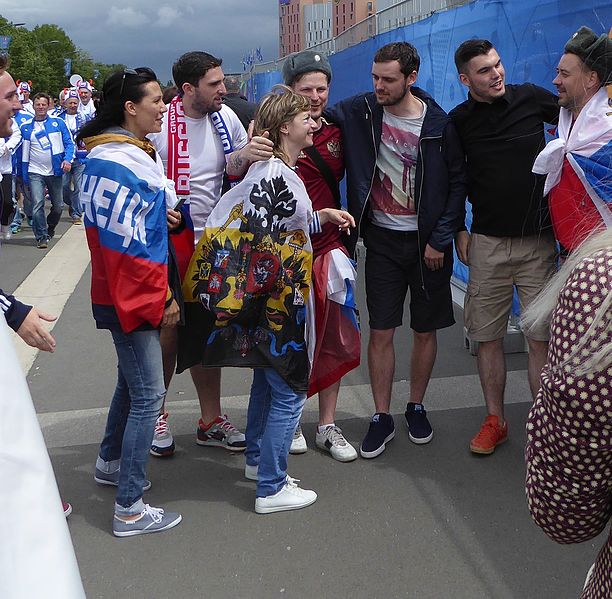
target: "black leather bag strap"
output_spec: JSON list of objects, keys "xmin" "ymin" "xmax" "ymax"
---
[{"xmin": 303, "ymin": 145, "xmax": 341, "ymax": 209}]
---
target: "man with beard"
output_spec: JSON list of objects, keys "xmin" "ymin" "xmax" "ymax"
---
[
  {"xmin": 449, "ymin": 39, "xmax": 559, "ymax": 456},
  {"xmin": 326, "ymin": 42, "xmax": 466, "ymax": 458},
  {"xmin": 148, "ymin": 51, "xmax": 274, "ymax": 458},
  {"xmin": 533, "ymin": 26, "xmax": 612, "ymax": 252}
]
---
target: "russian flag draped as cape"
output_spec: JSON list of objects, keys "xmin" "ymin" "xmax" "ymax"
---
[
  {"xmin": 533, "ymin": 88, "xmax": 612, "ymax": 250},
  {"xmin": 81, "ymin": 135, "xmax": 177, "ymax": 332}
]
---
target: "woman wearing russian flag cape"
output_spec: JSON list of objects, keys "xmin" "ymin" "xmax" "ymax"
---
[{"xmin": 78, "ymin": 67, "xmax": 183, "ymax": 537}]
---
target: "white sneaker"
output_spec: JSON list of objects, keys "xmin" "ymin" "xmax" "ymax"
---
[
  {"xmin": 289, "ymin": 424, "xmax": 307, "ymax": 454},
  {"xmin": 315, "ymin": 425, "xmax": 358, "ymax": 462},
  {"xmin": 245, "ymin": 463, "xmax": 258, "ymax": 481},
  {"xmin": 255, "ymin": 476, "xmax": 317, "ymax": 514}
]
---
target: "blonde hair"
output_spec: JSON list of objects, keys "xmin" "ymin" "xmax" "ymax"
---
[
  {"xmin": 521, "ymin": 227, "xmax": 612, "ymax": 375},
  {"xmin": 252, "ymin": 85, "xmax": 310, "ymax": 164}
]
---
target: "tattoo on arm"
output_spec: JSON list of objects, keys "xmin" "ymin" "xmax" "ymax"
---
[{"xmin": 229, "ymin": 153, "xmax": 244, "ymax": 171}]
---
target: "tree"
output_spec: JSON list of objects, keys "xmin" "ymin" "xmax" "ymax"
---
[{"xmin": 0, "ymin": 15, "xmax": 125, "ymax": 95}]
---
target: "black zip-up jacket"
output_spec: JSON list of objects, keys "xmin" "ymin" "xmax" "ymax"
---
[{"xmin": 326, "ymin": 88, "xmax": 467, "ymax": 257}]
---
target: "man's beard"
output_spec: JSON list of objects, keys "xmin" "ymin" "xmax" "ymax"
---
[
  {"xmin": 192, "ymin": 90, "xmax": 219, "ymax": 116},
  {"xmin": 376, "ymin": 86, "xmax": 408, "ymax": 107}
]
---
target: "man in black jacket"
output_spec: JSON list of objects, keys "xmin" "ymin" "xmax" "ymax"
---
[
  {"xmin": 449, "ymin": 39, "xmax": 559, "ymax": 456},
  {"xmin": 326, "ymin": 42, "xmax": 466, "ymax": 458}
]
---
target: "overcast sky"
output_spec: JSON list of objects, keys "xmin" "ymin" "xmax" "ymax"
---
[{"xmin": 2, "ymin": 0, "xmax": 280, "ymax": 83}]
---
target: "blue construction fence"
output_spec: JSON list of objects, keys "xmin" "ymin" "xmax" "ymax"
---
[{"xmin": 247, "ymin": 0, "xmax": 612, "ymax": 300}]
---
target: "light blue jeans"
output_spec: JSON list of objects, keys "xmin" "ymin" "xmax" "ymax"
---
[
  {"xmin": 29, "ymin": 172, "xmax": 63, "ymax": 241},
  {"xmin": 245, "ymin": 368, "xmax": 306, "ymax": 498},
  {"xmin": 98, "ymin": 328, "xmax": 165, "ymax": 516},
  {"xmin": 62, "ymin": 162, "xmax": 84, "ymax": 219}
]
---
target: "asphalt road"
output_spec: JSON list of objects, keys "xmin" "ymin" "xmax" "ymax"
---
[{"xmin": 1, "ymin": 215, "xmax": 601, "ymax": 599}]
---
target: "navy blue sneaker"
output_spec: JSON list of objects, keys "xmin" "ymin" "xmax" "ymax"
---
[
  {"xmin": 404, "ymin": 402, "xmax": 433, "ymax": 444},
  {"xmin": 359, "ymin": 413, "xmax": 395, "ymax": 458}
]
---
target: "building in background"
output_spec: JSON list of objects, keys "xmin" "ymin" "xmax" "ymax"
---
[
  {"xmin": 304, "ymin": 2, "xmax": 333, "ymax": 49},
  {"xmin": 332, "ymin": 0, "xmax": 376, "ymax": 38},
  {"xmin": 279, "ymin": 0, "xmax": 376, "ymax": 57}
]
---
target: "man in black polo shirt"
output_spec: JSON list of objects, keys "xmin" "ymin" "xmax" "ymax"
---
[{"xmin": 449, "ymin": 39, "xmax": 559, "ymax": 456}]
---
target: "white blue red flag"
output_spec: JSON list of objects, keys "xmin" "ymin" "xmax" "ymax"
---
[
  {"xmin": 81, "ymin": 139, "xmax": 175, "ymax": 332},
  {"xmin": 534, "ymin": 87, "xmax": 612, "ymax": 250}
]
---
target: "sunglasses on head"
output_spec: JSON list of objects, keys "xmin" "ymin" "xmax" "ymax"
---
[
  {"xmin": 119, "ymin": 68, "xmax": 139, "ymax": 98},
  {"xmin": 118, "ymin": 67, "xmax": 157, "ymax": 98}
]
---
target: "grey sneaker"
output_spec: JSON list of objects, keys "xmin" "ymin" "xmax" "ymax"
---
[
  {"xmin": 196, "ymin": 415, "xmax": 246, "ymax": 451},
  {"xmin": 95, "ymin": 468, "xmax": 152, "ymax": 492},
  {"xmin": 113, "ymin": 504, "xmax": 182, "ymax": 538}
]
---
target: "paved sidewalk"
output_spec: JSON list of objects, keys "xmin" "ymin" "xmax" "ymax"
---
[{"xmin": 2, "ymin": 219, "xmax": 601, "ymax": 599}]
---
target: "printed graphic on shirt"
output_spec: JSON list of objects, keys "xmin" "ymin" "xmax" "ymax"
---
[{"xmin": 370, "ymin": 105, "xmax": 425, "ymax": 231}]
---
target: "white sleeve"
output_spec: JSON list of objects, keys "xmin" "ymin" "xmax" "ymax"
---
[
  {"xmin": 5, "ymin": 120, "xmax": 22, "ymax": 153},
  {"xmin": 222, "ymin": 105, "xmax": 248, "ymax": 152}
]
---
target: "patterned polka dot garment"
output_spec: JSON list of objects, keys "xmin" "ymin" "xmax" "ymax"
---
[{"xmin": 526, "ymin": 248, "xmax": 611, "ymax": 599}]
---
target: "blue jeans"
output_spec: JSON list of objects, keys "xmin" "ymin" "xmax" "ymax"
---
[
  {"xmin": 29, "ymin": 172, "xmax": 64, "ymax": 241},
  {"xmin": 245, "ymin": 368, "xmax": 306, "ymax": 498},
  {"xmin": 98, "ymin": 329, "xmax": 165, "ymax": 515},
  {"xmin": 10, "ymin": 177, "xmax": 32, "ymax": 228},
  {"xmin": 62, "ymin": 163, "xmax": 84, "ymax": 219}
]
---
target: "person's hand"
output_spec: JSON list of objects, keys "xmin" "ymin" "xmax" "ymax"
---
[
  {"xmin": 424, "ymin": 243, "xmax": 444, "ymax": 271},
  {"xmin": 455, "ymin": 230, "xmax": 471, "ymax": 265},
  {"xmin": 61, "ymin": 160, "xmax": 72, "ymax": 173},
  {"xmin": 167, "ymin": 208, "xmax": 182, "ymax": 231},
  {"xmin": 243, "ymin": 131, "xmax": 274, "ymax": 163},
  {"xmin": 318, "ymin": 208, "xmax": 355, "ymax": 233},
  {"xmin": 16, "ymin": 308, "xmax": 57, "ymax": 352},
  {"xmin": 161, "ymin": 299, "xmax": 180, "ymax": 328}
]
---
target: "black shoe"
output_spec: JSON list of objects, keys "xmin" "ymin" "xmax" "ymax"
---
[
  {"xmin": 359, "ymin": 413, "xmax": 395, "ymax": 459},
  {"xmin": 404, "ymin": 403, "xmax": 433, "ymax": 444}
]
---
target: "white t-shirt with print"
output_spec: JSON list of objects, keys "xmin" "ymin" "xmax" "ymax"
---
[
  {"xmin": 149, "ymin": 103, "xmax": 248, "ymax": 242},
  {"xmin": 370, "ymin": 100, "xmax": 426, "ymax": 231},
  {"xmin": 28, "ymin": 121, "xmax": 54, "ymax": 176}
]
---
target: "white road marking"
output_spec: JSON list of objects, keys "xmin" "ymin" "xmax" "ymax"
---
[{"xmin": 10, "ymin": 225, "xmax": 91, "ymax": 374}]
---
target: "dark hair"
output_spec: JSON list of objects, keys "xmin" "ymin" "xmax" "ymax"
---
[
  {"xmin": 33, "ymin": 92, "xmax": 51, "ymax": 104},
  {"xmin": 77, "ymin": 67, "xmax": 157, "ymax": 142},
  {"xmin": 374, "ymin": 42, "xmax": 420, "ymax": 76},
  {"xmin": 454, "ymin": 39, "xmax": 494, "ymax": 74},
  {"xmin": 172, "ymin": 51, "xmax": 222, "ymax": 91},
  {"xmin": 0, "ymin": 53, "xmax": 7, "ymax": 73},
  {"xmin": 162, "ymin": 85, "xmax": 178, "ymax": 104}
]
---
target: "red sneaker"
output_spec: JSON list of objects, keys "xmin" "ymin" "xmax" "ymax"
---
[
  {"xmin": 62, "ymin": 501, "xmax": 73, "ymax": 518},
  {"xmin": 470, "ymin": 415, "xmax": 508, "ymax": 455}
]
